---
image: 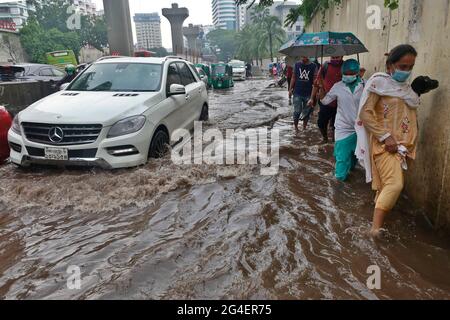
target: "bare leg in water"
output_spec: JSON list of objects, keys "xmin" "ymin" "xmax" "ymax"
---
[{"xmin": 370, "ymin": 208, "xmax": 389, "ymax": 237}]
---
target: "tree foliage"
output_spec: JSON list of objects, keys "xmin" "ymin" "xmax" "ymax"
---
[
  {"xmin": 20, "ymin": 20, "xmax": 81, "ymax": 64},
  {"xmin": 79, "ymin": 15, "xmax": 108, "ymax": 52},
  {"xmin": 20, "ymin": 0, "xmax": 108, "ymax": 63},
  {"xmin": 258, "ymin": 16, "xmax": 286, "ymax": 62},
  {"xmin": 236, "ymin": 0, "xmax": 399, "ymax": 26},
  {"xmin": 206, "ymin": 29, "xmax": 238, "ymax": 62},
  {"xmin": 235, "ymin": 14, "xmax": 286, "ymax": 63},
  {"xmin": 235, "ymin": 24, "xmax": 265, "ymax": 64}
]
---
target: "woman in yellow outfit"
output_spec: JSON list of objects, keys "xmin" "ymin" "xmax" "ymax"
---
[{"xmin": 355, "ymin": 45, "xmax": 420, "ymax": 237}]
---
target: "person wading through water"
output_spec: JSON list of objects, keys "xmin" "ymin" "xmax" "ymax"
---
[
  {"xmin": 309, "ymin": 56, "xmax": 344, "ymax": 143},
  {"xmin": 320, "ymin": 59, "xmax": 364, "ymax": 182},
  {"xmin": 289, "ymin": 56, "xmax": 318, "ymax": 134},
  {"xmin": 355, "ymin": 44, "xmax": 421, "ymax": 238}
]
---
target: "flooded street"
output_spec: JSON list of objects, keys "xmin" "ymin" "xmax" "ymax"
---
[{"xmin": 1, "ymin": 79, "xmax": 450, "ymax": 300}]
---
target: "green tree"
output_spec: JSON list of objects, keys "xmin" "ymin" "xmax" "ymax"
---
[
  {"xmin": 237, "ymin": 0, "xmax": 398, "ymax": 26},
  {"xmin": 235, "ymin": 24, "xmax": 266, "ymax": 65},
  {"xmin": 20, "ymin": 0, "xmax": 108, "ymax": 62},
  {"xmin": 20, "ymin": 20, "xmax": 81, "ymax": 64},
  {"xmin": 258, "ymin": 16, "xmax": 286, "ymax": 62},
  {"xmin": 79, "ymin": 15, "xmax": 108, "ymax": 52},
  {"xmin": 250, "ymin": 5, "xmax": 270, "ymax": 24},
  {"xmin": 206, "ymin": 29, "xmax": 237, "ymax": 61},
  {"xmin": 30, "ymin": 0, "xmax": 72, "ymax": 31}
]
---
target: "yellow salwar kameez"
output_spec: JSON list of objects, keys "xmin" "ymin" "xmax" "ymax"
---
[{"xmin": 359, "ymin": 93, "xmax": 418, "ymax": 211}]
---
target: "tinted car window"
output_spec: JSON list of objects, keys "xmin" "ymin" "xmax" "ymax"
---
[
  {"xmin": 39, "ymin": 68, "xmax": 54, "ymax": 76},
  {"xmin": 166, "ymin": 63, "xmax": 182, "ymax": 92},
  {"xmin": 176, "ymin": 62, "xmax": 196, "ymax": 86},
  {"xmin": 52, "ymin": 68, "xmax": 65, "ymax": 77}
]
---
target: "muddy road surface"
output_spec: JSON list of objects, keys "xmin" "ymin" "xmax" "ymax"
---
[{"xmin": 1, "ymin": 79, "xmax": 450, "ymax": 299}]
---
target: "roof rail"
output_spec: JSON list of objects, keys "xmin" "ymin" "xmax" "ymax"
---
[
  {"xmin": 96, "ymin": 55, "xmax": 126, "ymax": 62},
  {"xmin": 164, "ymin": 56, "xmax": 185, "ymax": 61}
]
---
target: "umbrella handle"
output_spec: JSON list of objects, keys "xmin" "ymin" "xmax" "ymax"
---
[{"xmin": 321, "ymin": 46, "xmax": 324, "ymax": 65}]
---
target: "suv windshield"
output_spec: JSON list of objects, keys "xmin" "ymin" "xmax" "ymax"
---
[
  {"xmin": 230, "ymin": 62, "xmax": 245, "ymax": 68},
  {"xmin": 68, "ymin": 63, "xmax": 162, "ymax": 92},
  {"xmin": 215, "ymin": 65, "xmax": 226, "ymax": 74}
]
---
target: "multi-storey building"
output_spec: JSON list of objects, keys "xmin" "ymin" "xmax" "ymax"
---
[
  {"xmin": 270, "ymin": 1, "xmax": 304, "ymax": 40},
  {"xmin": 236, "ymin": 3, "xmax": 246, "ymax": 30},
  {"xmin": 0, "ymin": 0, "xmax": 36, "ymax": 31},
  {"xmin": 70, "ymin": 0, "xmax": 97, "ymax": 16},
  {"xmin": 134, "ymin": 13, "xmax": 163, "ymax": 50},
  {"xmin": 211, "ymin": 0, "xmax": 237, "ymax": 31},
  {"xmin": 246, "ymin": 1, "xmax": 304, "ymax": 40}
]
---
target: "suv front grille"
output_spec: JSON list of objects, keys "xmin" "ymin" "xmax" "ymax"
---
[{"xmin": 22, "ymin": 122, "xmax": 103, "ymax": 146}]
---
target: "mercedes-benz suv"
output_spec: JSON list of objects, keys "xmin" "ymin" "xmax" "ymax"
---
[{"xmin": 8, "ymin": 57, "xmax": 209, "ymax": 169}]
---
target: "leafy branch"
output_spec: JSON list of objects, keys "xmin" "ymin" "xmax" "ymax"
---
[{"xmin": 236, "ymin": 0, "xmax": 400, "ymax": 27}]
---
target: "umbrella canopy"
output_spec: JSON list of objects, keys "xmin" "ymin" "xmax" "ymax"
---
[{"xmin": 279, "ymin": 32, "xmax": 369, "ymax": 58}]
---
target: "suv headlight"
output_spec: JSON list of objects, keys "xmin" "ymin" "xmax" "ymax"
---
[
  {"xmin": 107, "ymin": 115, "xmax": 146, "ymax": 138},
  {"xmin": 11, "ymin": 115, "xmax": 21, "ymax": 135}
]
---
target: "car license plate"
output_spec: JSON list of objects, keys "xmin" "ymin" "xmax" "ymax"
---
[{"xmin": 44, "ymin": 147, "xmax": 68, "ymax": 161}]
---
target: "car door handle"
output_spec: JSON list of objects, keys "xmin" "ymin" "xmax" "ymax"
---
[{"xmin": 185, "ymin": 94, "xmax": 190, "ymax": 100}]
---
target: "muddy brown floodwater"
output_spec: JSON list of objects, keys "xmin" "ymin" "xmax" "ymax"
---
[{"xmin": 1, "ymin": 79, "xmax": 450, "ymax": 300}]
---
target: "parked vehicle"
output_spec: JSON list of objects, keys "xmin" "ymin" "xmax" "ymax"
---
[
  {"xmin": 46, "ymin": 50, "xmax": 78, "ymax": 70},
  {"xmin": 0, "ymin": 65, "xmax": 26, "ymax": 82},
  {"xmin": 134, "ymin": 50, "xmax": 155, "ymax": 57},
  {"xmin": 196, "ymin": 63, "xmax": 212, "ymax": 88},
  {"xmin": 211, "ymin": 63, "xmax": 234, "ymax": 89},
  {"xmin": 196, "ymin": 67, "xmax": 210, "ymax": 89},
  {"xmin": 14, "ymin": 63, "xmax": 67, "ymax": 82},
  {"xmin": 8, "ymin": 57, "xmax": 209, "ymax": 169},
  {"xmin": 0, "ymin": 106, "xmax": 12, "ymax": 163},
  {"xmin": 229, "ymin": 60, "xmax": 246, "ymax": 81}
]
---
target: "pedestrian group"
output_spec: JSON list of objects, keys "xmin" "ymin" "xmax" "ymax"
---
[{"xmin": 285, "ymin": 44, "xmax": 430, "ymax": 237}]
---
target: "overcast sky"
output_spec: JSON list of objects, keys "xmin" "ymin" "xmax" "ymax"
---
[{"xmin": 93, "ymin": 0, "xmax": 213, "ymax": 49}]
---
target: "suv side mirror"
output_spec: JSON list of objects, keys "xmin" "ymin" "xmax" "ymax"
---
[{"xmin": 168, "ymin": 84, "xmax": 186, "ymax": 96}]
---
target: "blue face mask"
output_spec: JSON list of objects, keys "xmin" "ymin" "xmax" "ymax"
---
[
  {"xmin": 342, "ymin": 75, "xmax": 357, "ymax": 83},
  {"xmin": 392, "ymin": 69, "xmax": 411, "ymax": 82}
]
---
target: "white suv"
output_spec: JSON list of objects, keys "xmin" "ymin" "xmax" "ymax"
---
[{"xmin": 8, "ymin": 57, "xmax": 209, "ymax": 169}]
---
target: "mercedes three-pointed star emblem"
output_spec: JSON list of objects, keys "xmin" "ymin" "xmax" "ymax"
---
[{"xmin": 48, "ymin": 127, "xmax": 64, "ymax": 143}]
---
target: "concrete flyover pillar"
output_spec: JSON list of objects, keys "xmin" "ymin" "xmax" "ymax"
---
[
  {"xmin": 183, "ymin": 23, "xmax": 201, "ymax": 53},
  {"xmin": 103, "ymin": 0, "xmax": 134, "ymax": 56},
  {"xmin": 162, "ymin": 3, "xmax": 189, "ymax": 55}
]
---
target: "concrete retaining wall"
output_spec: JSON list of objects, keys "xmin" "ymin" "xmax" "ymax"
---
[
  {"xmin": 305, "ymin": 0, "xmax": 450, "ymax": 230},
  {"xmin": 0, "ymin": 81, "xmax": 57, "ymax": 115},
  {"xmin": 0, "ymin": 31, "xmax": 27, "ymax": 63}
]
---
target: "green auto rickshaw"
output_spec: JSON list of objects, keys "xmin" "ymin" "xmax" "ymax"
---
[
  {"xmin": 211, "ymin": 63, "xmax": 234, "ymax": 89},
  {"xmin": 196, "ymin": 63, "xmax": 212, "ymax": 88}
]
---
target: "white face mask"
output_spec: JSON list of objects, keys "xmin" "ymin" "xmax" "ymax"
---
[
  {"xmin": 392, "ymin": 69, "xmax": 412, "ymax": 82},
  {"xmin": 342, "ymin": 75, "xmax": 357, "ymax": 84}
]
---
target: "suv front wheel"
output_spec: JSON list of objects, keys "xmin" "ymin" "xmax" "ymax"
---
[
  {"xmin": 199, "ymin": 104, "xmax": 209, "ymax": 121},
  {"xmin": 149, "ymin": 129, "xmax": 169, "ymax": 158}
]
